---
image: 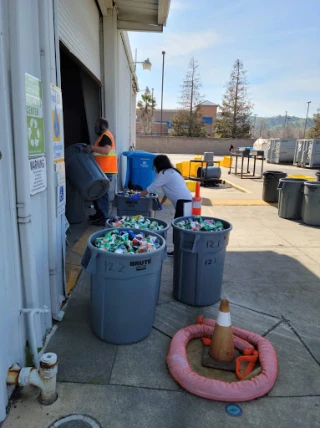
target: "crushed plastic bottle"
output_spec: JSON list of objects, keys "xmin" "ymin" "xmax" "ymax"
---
[
  {"xmin": 175, "ymin": 217, "xmax": 225, "ymax": 232},
  {"xmin": 108, "ymin": 215, "xmax": 164, "ymax": 231},
  {"xmin": 94, "ymin": 229, "xmax": 161, "ymax": 253}
]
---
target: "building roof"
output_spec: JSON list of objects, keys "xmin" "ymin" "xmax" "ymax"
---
[
  {"xmin": 97, "ymin": 0, "xmax": 171, "ymax": 32},
  {"xmin": 199, "ymin": 100, "xmax": 218, "ymax": 106}
]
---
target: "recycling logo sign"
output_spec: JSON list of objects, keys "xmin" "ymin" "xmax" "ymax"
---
[{"xmin": 25, "ymin": 74, "xmax": 45, "ymax": 156}]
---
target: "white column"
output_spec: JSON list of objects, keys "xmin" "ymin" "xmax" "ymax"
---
[{"xmin": 103, "ymin": 8, "xmax": 118, "ymax": 137}]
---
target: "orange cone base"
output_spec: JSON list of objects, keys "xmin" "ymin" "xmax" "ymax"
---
[{"xmin": 202, "ymin": 346, "xmax": 241, "ymax": 371}]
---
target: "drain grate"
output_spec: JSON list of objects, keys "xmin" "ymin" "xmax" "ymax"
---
[{"xmin": 48, "ymin": 414, "xmax": 101, "ymax": 428}]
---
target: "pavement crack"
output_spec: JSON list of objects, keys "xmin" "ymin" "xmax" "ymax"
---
[
  {"xmin": 228, "ymin": 301, "xmax": 281, "ymax": 319},
  {"xmin": 285, "ymin": 320, "xmax": 320, "ymax": 368},
  {"xmin": 152, "ymin": 326, "xmax": 173, "ymax": 339},
  {"xmin": 262, "ymin": 318, "xmax": 284, "ymax": 337},
  {"xmin": 108, "ymin": 345, "xmax": 119, "ymax": 384}
]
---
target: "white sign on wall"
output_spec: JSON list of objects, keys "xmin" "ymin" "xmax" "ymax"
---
[
  {"xmin": 51, "ymin": 84, "xmax": 64, "ymax": 163},
  {"xmin": 29, "ymin": 156, "xmax": 47, "ymax": 195},
  {"xmin": 55, "ymin": 161, "xmax": 66, "ymax": 217}
]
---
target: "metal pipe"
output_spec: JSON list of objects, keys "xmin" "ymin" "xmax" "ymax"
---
[
  {"xmin": 160, "ymin": 51, "xmax": 165, "ymax": 136},
  {"xmin": 39, "ymin": 0, "xmax": 65, "ymax": 321},
  {"xmin": 304, "ymin": 101, "xmax": 311, "ymax": 138},
  {"xmin": 9, "ymin": 0, "xmax": 41, "ymax": 319},
  {"xmin": 21, "ymin": 308, "xmax": 51, "ymax": 369},
  {"xmin": 7, "ymin": 353, "xmax": 58, "ymax": 405}
]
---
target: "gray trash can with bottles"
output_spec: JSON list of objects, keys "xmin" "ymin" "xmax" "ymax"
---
[{"xmin": 81, "ymin": 228, "xmax": 166, "ymax": 344}]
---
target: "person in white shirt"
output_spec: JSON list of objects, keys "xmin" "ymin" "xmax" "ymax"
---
[{"xmin": 129, "ymin": 155, "xmax": 192, "ymax": 255}]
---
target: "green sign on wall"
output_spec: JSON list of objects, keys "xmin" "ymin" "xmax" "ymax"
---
[{"xmin": 25, "ymin": 73, "xmax": 45, "ymax": 156}]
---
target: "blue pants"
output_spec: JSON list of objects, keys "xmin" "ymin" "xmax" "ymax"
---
[{"xmin": 94, "ymin": 174, "xmax": 113, "ymax": 219}]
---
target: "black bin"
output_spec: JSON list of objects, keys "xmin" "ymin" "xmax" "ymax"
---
[{"xmin": 262, "ymin": 171, "xmax": 287, "ymax": 203}]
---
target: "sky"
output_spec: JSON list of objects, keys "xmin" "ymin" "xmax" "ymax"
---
[{"xmin": 128, "ymin": 0, "xmax": 320, "ymax": 118}]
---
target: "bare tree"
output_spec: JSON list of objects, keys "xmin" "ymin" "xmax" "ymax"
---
[
  {"xmin": 172, "ymin": 57, "xmax": 206, "ymax": 137},
  {"xmin": 215, "ymin": 59, "xmax": 253, "ymax": 138}
]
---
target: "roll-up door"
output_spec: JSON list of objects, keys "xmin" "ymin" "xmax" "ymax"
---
[{"xmin": 58, "ymin": 0, "xmax": 101, "ymax": 81}]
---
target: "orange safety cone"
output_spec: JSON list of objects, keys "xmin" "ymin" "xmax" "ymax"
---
[
  {"xmin": 192, "ymin": 182, "xmax": 202, "ymax": 216},
  {"xmin": 209, "ymin": 299, "xmax": 235, "ymax": 361}
]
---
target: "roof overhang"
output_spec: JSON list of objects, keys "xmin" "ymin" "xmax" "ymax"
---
[{"xmin": 97, "ymin": 0, "xmax": 171, "ymax": 32}]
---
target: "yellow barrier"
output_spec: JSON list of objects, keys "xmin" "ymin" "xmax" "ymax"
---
[
  {"xmin": 221, "ymin": 156, "xmax": 233, "ymax": 168},
  {"xmin": 185, "ymin": 180, "xmax": 197, "ymax": 192},
  {"xmin": 194, "ymin": 155, "xmax": 203, "ymax": 160},
  {"xmin": 190, "ymin": 162, "xmax": 204, "ymax": 177},
  {"xmin": 288, "ymin": 175, "xmax": 314, "ymax": 181},
  {"xmin": 176, "ymin": 161, "xmax": 190, "ymax": 178}
]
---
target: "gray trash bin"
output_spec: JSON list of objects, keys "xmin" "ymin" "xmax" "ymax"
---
[
  {"xmin": 81, "ymin": 228, "xmax": 166, "ymax": 344},
  {"xmin": 278, "ymin": 178, "xmax": 305, "ymax": 220},
  {"xmin": 106, "ymin": 217, "xmax": 170, "ymax": 239},
  {"xmin": 65, "ymin": 181, "xmax": 86, "ymax": 224},
  {"xmin": 172, "ymin": 217, "xmax": 232, "ymax": 306},
  {"xmin": 302, "ymin": 181, "xmax": 320, "ymax": 226},
  {"xmin": 65, "ymin": 143, "xmax": 109, "ymax": 200},
  {"xmin": 262, "ymin": 171, "xmax": 287, "ymax": 202},
  {"xmin": 113, "ymin": 193, "xmax": 161, "ymax": 217}
]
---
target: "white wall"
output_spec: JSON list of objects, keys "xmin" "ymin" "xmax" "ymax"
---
[{"xmin": 0, "ymin": 0, "xmax": 25, "ymax": 420}]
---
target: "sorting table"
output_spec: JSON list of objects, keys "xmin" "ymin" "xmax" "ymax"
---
[{"xmin": 228, "ymin": 150, "xmax": 264, "ymax": 179}]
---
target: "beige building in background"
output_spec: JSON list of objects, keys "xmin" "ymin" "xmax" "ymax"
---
[{"xmin": 136, "ymin": 100, "xmax": 218, "ymax": 136}]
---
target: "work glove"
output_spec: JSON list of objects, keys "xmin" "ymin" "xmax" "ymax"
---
[
  {"xmin": 82, "ymin": 144, "xmax": 92, "ymax": 153},
  {"xmin": 129, "ymin": 193, "xmax": 140, "ymax": 202},
  {"xmin": 159, "ymin": 204, "xmax": 163, "ymax": 210}
]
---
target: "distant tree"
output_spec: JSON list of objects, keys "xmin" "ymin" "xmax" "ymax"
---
[
  {"xmin": 307, "ymin": 108, "xmax": 320, "ymax": 138},
  {"xmin": 215, "ymin": 59, "xmax": 253, "ymax": 138},
  {"xmin": 171, "ymin": 110, "xmax": 207, "ymax": 138},
  {"xmin": 137, "ymin": 93, "xmax": 156, "ymax": 135},
  {"xmin": 172, "ymin": 57, "xmax": 206, "ymax": 137}
]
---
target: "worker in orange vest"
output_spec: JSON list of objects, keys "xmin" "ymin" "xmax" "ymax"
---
[{"xmin": 84, "ymin": 118, "xmax": 118, "ymax": 225}]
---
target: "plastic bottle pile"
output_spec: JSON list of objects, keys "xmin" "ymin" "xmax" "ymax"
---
[
  {"xmin": 109, "ymin": 215, "xmax": 164, "ymax": 231},
  {"xmin": 95, "ymin": 229, "xmax": 161, "ymax": 254},
  {"xmin": 117, "ymin": 190, "xmax": 157, "ymax": 198},
  {"xmin": 176, "ymin": 217, "xmax": 225, "ymax": 232}
]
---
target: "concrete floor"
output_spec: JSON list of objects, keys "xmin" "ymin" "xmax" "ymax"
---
[{"xmin": 3, "ymin": 162, "xmax": 320, "ymax": 428}]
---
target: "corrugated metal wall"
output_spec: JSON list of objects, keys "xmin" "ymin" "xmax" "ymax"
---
[
  {"xmin": 0, "ymin": 0, "xmax": 25, "ymax": 420},
  {"xmin": 58, "ymin": 0, "xmax": 101, "ymax": 80}
]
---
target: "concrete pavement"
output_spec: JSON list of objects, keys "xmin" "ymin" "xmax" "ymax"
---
[{"xmin": 3, "ymin": 170, "xmax": 320, "ymax": 428}]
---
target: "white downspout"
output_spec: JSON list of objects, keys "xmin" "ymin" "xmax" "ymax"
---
[
  {"xmin": 21, "ymin": 308, "xmax": 51, "ymax": 369},
  {"xmin": 38, "ymin": 0, "xmax": 64, "ymax": 321},
  {"xmin": 8, "ymin": 0, "xmax": 41, "ymax": 328}
]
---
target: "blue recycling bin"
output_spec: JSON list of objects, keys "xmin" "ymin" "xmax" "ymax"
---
[{"xmin": 122, "ymin": 151, "xmax": 157, "ymax": 190}]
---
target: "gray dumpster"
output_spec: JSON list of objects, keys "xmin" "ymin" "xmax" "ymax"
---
[
  {"xmin": 302, "ymin": 181, "xmax": 320, "ymax": 226},
  {"xmin": 65, "ymin": 143, "xmax": 109, "ymax": 200},
  {"xmin": 81, "ymin": 228, "xmax": 166, "ymax": 344},
  {"xmin": 278, "ymin": 178, "xmax": 305, "ymax": 220},
  {"xmin": 172, "ymin": 217, "xmax": 232, "ymax": 306}
]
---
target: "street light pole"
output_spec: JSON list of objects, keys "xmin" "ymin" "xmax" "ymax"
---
[
  {"xmin": 253, "ymin": 114, "xmax": 257, "ymax": 138},
  {"xmin": 304, "ymin": 101, "xmax": 311, "ymax": 138},
  {"xmin": 151, "ymin": 88, "xmax": 154, "ymax": 136},
  {"xmin": 160, "ymin": 51, "xmax": 165, "ymax": 137},
  {"xmin": 284, "ymin": 111, "xmax": 288, "ymax": 129}
]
